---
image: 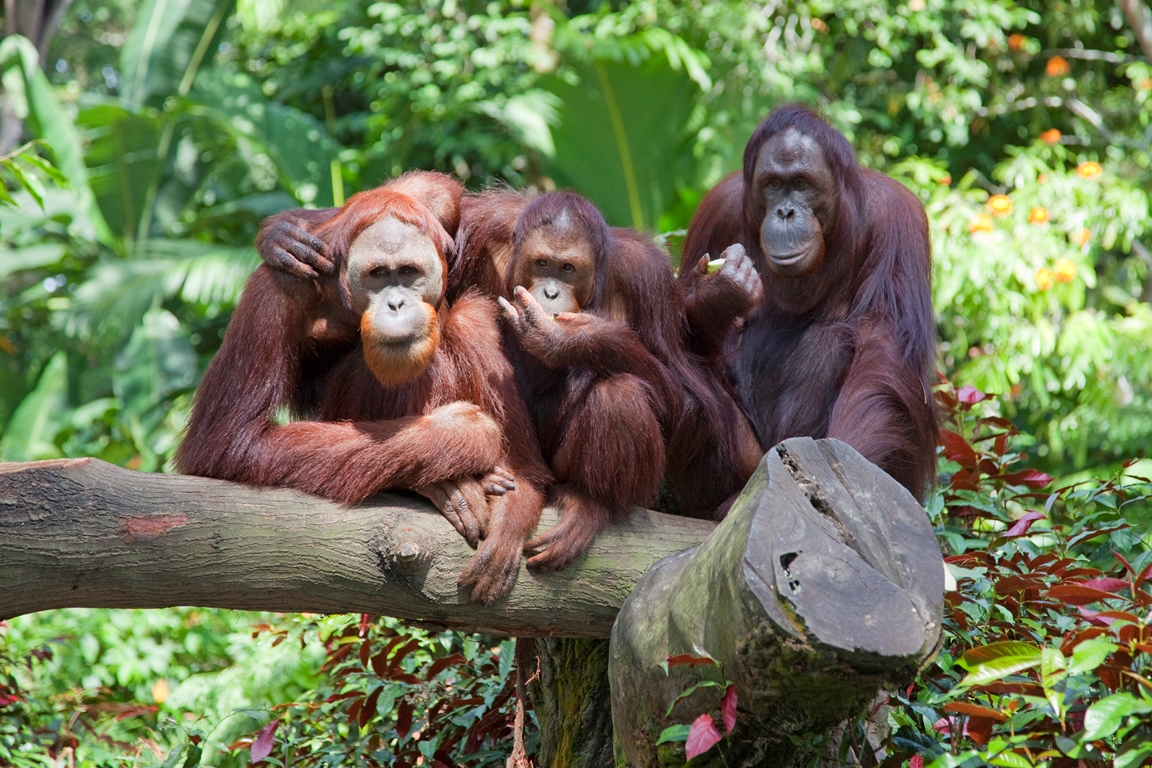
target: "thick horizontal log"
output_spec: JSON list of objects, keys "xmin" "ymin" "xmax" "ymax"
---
[{"xmin": 0, "ymin": 458, "xmax": 715, "ymax": 638}]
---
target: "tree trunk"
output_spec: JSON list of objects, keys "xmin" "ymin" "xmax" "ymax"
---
[
  {"xmin": 528, "ymin": 638, "xmax": 614, "ymax": 768},
  {"xmin": 610, "ymin": 438, "xmax": 944, "ymax": 767}
]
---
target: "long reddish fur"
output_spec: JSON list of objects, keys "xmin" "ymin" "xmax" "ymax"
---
[{"xmin": 177, "ymin": 176, "xmax": 551, "ymax": 525}]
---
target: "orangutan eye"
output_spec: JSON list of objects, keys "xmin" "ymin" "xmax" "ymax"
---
[
  {"xmin": 399, "ymin": 265, "xmax": 417, "ymax": 277},
  {"xmin": 535, "ymin": 258, "xmax": 548, "ymax": 268},
  {"xmin": 562, "ymin": 263, "xmax": 574, "ymax": 272},
  {"xmin": 767, "ymin": 178, "xmax": 782, "ymax": 190},
  {"xmin": 369, "ymin": 266, "xmax": 388, "ymax": 278},
  {"xmin": 794, "ymin": 177, "xmax": 808, "ymax": 190}
]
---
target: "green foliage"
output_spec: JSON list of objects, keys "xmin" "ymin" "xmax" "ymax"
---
[
  {"xmin": 0, "ymin": 140, "xmax": 69, "ymax": 209},
  {"xmin": 213, "ymin": 616, "xmax": 530, "ymax": 767},
  {"xmin": 875, "ymin": 385, "xmax": 1152, "ymax": 768},
  {"xmin": 3, "ymin": 0, "xmax": 1152, "ymax": 765},
  {"xmin": 896, "ymin": 146, "xmax": 1152, "ymax": 472},
  {"xmin": 0, "ymin": 608, "xmax": 318, "ymax": 767}
]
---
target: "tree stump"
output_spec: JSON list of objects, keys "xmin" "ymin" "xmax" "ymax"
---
[{"xmin": 610, "ymin": 437, "xmax": 943, "ymax": 767}]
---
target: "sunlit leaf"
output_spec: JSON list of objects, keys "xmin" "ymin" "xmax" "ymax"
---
[
  {"xmin": 1082, "ymin": 693, "xmax": 1152, "ymax": 740},
  {"xmin": 684, "ymin": 714, "xmax": 722, "ymax": 761},
  {"xmin": 0, "ymin": 35, "xmax": 113, "ymax": 243},
  {"xmin": 0, "ymin": 352, "xmax": 68, "ymax": 461},
  {"xmin": 956, "ymin": 642, "xmax": 1042, "ymax": 687},
  {"xmin": 120, "ymin": 0, "xmax": 236, "ymax": 109},
  {"xmin": 250, "ymin": 719, "xmax": 278, "ymax": 763},
  {"xmin": 655, "ymin": 724, "xmax": 690, "ymax": 745}
]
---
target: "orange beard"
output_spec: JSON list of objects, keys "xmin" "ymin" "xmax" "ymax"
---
[{"xmin": 360, "ymin": 305, "xmax": 440, "ymax": 388}]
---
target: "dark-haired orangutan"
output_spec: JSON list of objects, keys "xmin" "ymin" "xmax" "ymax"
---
[
  {"xmin": 176, "ymin": 172, "xmax": 552, "ymax": 603},
  {"xmin": 678, "ymin": 104, "xmax": 938, "ymax": 500},
  {"xmin": 465, "ymin": 192, "xmax": 761, "ymax": 568},
  {"xmin": 257, "ymin": 188, "xmax": 762, "ymax": 568}
]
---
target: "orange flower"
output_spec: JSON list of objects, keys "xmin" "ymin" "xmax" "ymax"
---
[
  {"xmin": 1035, "ymin": 268, "xmax": 1054, "ymax": 291},
  {"xmin": 1008, "ymin": 33, "xmax": 1027, "ymax": 51},
  {"xmin": 1141, "ymin": 79, "xmax": 1152, "ymax": 91},
  {"xmin": 1038, "ymin": 173, "xmax": 1048, "ymax": 184},
  {"xmin": 940, "ymin": 175, "xmax": 952, "ymax": 186},
  {"xmin": 1046, "ymin": 56, "xmax": 1070, "ymax": 77},
  {"xmin": 987, "ymin": 195, "xmax": 1012, "ymax": 217},
  {"xmin": 1070, "ymin": 228, "xmax": 1092, "ymax": 246},
  {"xmin": 1040, "ymin": 128, "xmax": 1061, "ymax": 144},
  {"xmin": 1076, "ymin": 161, "xmax": 1102, "ymax": 179},
  {"xmin": 968, "ymin": 214, "xmax": 994, "ymax": 234},
  {"xmin": 1028, "ymin": 206, "xmax": 1049, "ymax": 224},
  {"xmin": 1053, "ymin": 258, "xmax": 1076, "ymax": 282}
]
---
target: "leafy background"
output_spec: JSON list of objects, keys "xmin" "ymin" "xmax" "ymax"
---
[{"xmin": 1, "ymin": 0, "xmax": 1151, "ymax": 765}]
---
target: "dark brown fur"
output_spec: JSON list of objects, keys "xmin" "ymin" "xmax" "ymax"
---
[
  {"xmin": 679, "ymin": 105, "xmax": 938, "ymax": 500},
  {"xmin": 484, "ymin": 192, "xmax": 761, "ymax": 568}
]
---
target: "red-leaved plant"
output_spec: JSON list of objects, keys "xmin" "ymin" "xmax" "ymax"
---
[
  {"xmin": 877, "ymin": 381, "xmax": 1152, "ymax": 768},
  {"xmin": 234, "ymin": 615, "xmax": 528, "ymax": 767},
  {"xmin": 655, "ymin": 650, "xmax": 738, "ymax": 763}
]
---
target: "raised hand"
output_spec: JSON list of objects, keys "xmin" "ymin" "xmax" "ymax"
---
[
  {"xmin": 694, "ymin": 243, "xmax": 764, "ymax": 317},
  {"xmin": 256, "ymin": 216, "xmax": 335, "ymax": 279},
  {"xmin": 499, "ymin": 285, "xmax": 600, "ymax": 363},
  {"xmin": 499, "ymin": 285, "xmax": 561, "ymax": 340}
]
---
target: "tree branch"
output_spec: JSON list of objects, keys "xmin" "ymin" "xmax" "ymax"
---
[
  {"xmin": 0, "ymin": 457, "xmax": 715, "ymax": 638},
  {"xmin": 1118, "ymin": 0, "xmax": 1152, "ymax": 59},
  {"xmin": 1042, "ymin": 47, "xmax": 1147, "ymax": 64}
]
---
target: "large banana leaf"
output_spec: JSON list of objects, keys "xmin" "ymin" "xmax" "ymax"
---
[
  {"xmin": 78, "ymin": 104, "xmax": 162, "ymax": 240},
  {"xmin": 184, "ymin": 71, "xmax": 341, "ymax": 207},
  {"xmin": 119, "ymin": 0, "xmax": 236, "ymax": 110},
  {"xmin": 0, "ymin": 35, "xmax": 114, "ymax": 245},
  {"xmin": 542, "ymin": 52, "xmax": 701, "ymax": 230},
  {"xmin": 0, "ymin": 352, "xmax": 68, "ymax": 461}
]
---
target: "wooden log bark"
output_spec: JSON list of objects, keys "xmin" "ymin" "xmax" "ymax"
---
[
  {"xmin": 528, "ymin": 638, "xmax": 615, "ymax": 768},
  {"xmin": 609, "ymin": 437, "xmax": 944, "ymax": 767},
  {"xmin": 0, "ymin": 457, "xmax": 715, "ymax": 638}
]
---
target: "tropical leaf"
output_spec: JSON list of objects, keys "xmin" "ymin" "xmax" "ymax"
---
[
  {"xmin": 67, "ymin": 240, "xmax": 258, "ymax": 346},
  {"xmin": 1083, "ymin": 693, "xmax": 1152, "ymax": 741},
  {"xmin": 184, "ymin": 71, "xmax": 340, "ymax": 206},
  {"xmin": 113, "ymin": 309, "xmax": 198, "ymax": 434},
  {"xmin": 119, "ymin": 0, "xmax": 236, "ymax": 110},
  {"xmin": 542, "ymin": 52, "xmax": 700, "ymax": 230},
  {"xmin": 0, "ymin": 244, "xmax": 67, "ymax": 281},
  {"xmin": 0, "ymin": 352, "xmax": 68, "ymax": 461},
  {"xmin": 77, "ymin": 104, "xmax": 163, "ymax": 240},
  {"xmin": 0, "ymin": 35, "xmax": 114, "ymax": 244}
]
